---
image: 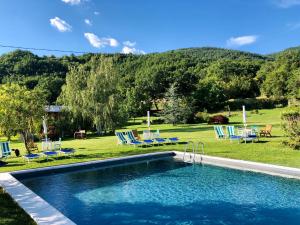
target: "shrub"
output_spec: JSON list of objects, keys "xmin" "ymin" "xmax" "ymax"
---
[
  {"xmin": 195, "ymin": 111, "xmax": 210, "ymax": 123},
  {"xmin": 251, "ymin": 109, "xmax": 259, "ymax": 114},
  {"xmin": 227, "ymin": 97, "xmax": 288, "ymax": 110},
  {"xmin": 281, "ymin": 108, "xmax": 300, "ymax": 150},
  {"xmin": 151, "ymin": 119, "xmax": 165, "ymax": 125},
  {"xmin": 208, "ymin": 115, "xmax": 229, "ymax": 124},
  {"xmin": 142, "ymin": 119, "xmax": 164, "ymax": 125}
]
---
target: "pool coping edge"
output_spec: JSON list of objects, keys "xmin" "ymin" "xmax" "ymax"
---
[
  {"xmin": 174, "ymin": 151, "xmax": 300, "ymax": 179},
  {"xmin": 10, "ymin": 151, "xmax": 175, "ymax": 176},
  {"xmin": 0, "ymin": 173, "xmax": 76, "ymax": 225}
]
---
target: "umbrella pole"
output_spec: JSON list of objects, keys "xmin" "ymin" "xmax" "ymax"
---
[
  {"xmin": 242, "ymin": 105, "xmax": 247, "ymax": 128},
  {"xmin": 147, "ymin": 111, "xmax": 150, "ymax": 131}
]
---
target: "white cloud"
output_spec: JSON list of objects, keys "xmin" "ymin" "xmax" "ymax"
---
[
  {"xmin": 94, "ymin": 11, "xmax": 100, "ymax": 15},
  {"xmin": 61, "ymin": 0, "xmax": 81, "ymax": 5},
  {"xmin": 227, "ymin": 35, "xmax": 258, "ymax": 47},
  {"xmin": 107, "ymin": 38, "xmax": 119, "ymax": 47},
  {"xmin": 122, "ymin": 46, "xmax": 146, "ymax": 55},
  {"xmin": 50, "ymin": 17, "xmax": 72, "ymax": 32},
  {"xmin": 123, "ymin": 41, "xmax": 136, "ymax": 47},
  {"xmin": 275, "ymin": 0, "xmax": 300, "ymax": 8},
  {"xmin": 84, "ymin": 19, "xmax": 92, "ymax": 26},
  {"xmin": 84, "ymin": 33, "xmax": 102, "ymax": 48},
  {"xmin": 84, "ymin": 33, "xmax": 119, "ymax": 48}
]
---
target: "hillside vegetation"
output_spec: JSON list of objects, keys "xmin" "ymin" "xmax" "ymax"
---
[{"xmin": 0, "ymin": 47, "xmax": 299, "ymax": 134}]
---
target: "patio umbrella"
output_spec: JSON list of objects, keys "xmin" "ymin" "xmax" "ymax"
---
[
  {"xmin": 147, "ymin": 111, "xmax": 150, "ymax": 129},
  {"xmin": 42, "ymin": 116, "xmax": 48, "ymax": 141},
  {"xmin": 242, "ymin": 105, "xmax": 247, "ymax": 127}
]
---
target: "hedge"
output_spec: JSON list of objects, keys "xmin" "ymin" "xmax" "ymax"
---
[{"xmin": 226, "ymin": 97, "xmax": 288, "ymax": 110}]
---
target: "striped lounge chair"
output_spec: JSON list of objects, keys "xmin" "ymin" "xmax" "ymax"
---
[
  {"xmin": 0, "ymin": 142, "xmax": 11, "ymax": 158},
  {"xmin": 115, "ymin": 132, "xmax": 128, "ymax": 145},
  {"xmin": 127, "ymin": 130, "xmax": 153, "ymax": 146},
  {"xmin": 214, "ymin": 126, "xmax": 226, "ymax": 139},
  {"xmin": 226, "ymin": 126, "xmax": 242, "ymax": 142}
]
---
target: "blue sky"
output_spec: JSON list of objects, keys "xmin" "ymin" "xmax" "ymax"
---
[{"xmin": 0, "ymin": 0, "xmax": 300, "ymax": 56}]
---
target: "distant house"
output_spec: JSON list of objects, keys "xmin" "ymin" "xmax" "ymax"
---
[
  {"xmin": 45, "ymin": 105, "xmax": 64, "ymax": 119},
  {"xmin": 43, "ymin": 105, "xmax": 66, "ymax": 139}
]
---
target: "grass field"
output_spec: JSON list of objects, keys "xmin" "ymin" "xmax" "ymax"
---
[
  {"xmin": 1, "ymin": 107, "xmax": 299, "ymax": 173},
  {"xmin": 0, "ymin": 188, "xmax": 36, "ymax": 225},
  {"xmin": 0, "ymin": 107, "xmax": 299, "ymax": 224}
]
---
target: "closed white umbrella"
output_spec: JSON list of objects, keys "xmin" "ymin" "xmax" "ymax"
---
[
  {"xmin": 147, "ymin": 111, "xmax": 150, "ymax": 129},
  {"xmin": 42, "ymin": 116, "xmax": 48, "ymax": 141},
  {"xmin": 242, "ymin": 105, "xmax": 247, "ymax": 127}
]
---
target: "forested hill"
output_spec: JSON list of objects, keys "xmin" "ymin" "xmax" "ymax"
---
[
  {"xmin": 0, "ymin": 46, "xmax": 298, "ymax": 108},
  {"xmin": 267, "ymin": 45, "xmax": 300, "ymax": 58},
  {"xmin": 164, "ymin": 47, "xmax": 269, "ymax": 61},
  {"xmin": 0, "ymin": 47, "xmax": 269, "ymax": 79}
]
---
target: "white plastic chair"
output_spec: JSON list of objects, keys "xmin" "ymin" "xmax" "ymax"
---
[
  {"xmin": 42, "ymin": 140, "xmax": 52, "ymax": 151},
  {"xmin": 143, "ymin": 130, "xmax": 151, "ymax": 139},
  {"xmin": 152, "ymin": 130, "xmax": 160, "ymax": 139},
  {"xmin": 53, "ymin": 138, "xmax": 62, "ymax": 151}
]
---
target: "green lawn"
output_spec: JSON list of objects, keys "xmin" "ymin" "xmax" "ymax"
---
[
  {"xmin": 0, "ymin": 188, "xmax": 36, "ymax": 225},
  {"xmin": 1, "ymin": 107, "xmax": 299, "ymax": 173},
  {"xmin": 0, "ymin": 107, "xmax": 299, "ymax": 225}
]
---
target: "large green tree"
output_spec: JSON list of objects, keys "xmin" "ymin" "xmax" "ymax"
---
[
  {"xmin": 288, "ymin": 69, "xmax": 300, "ymax": 98},
  {"xmin": 258, "ymin": 49, "xmax": 300, "ymax": 98},
  {"xmin": 193, "ymin": 77, "xmax": 227, "ymax": 111},
  {"xmin": 204, "ymin": 59, "xmax": 261, "ymax": 99},
  {"xmin": 60, "ymin": 56, "xmax": 128, "ymax": 134},
  {"xmin": 0, "ymin": 84, "xmax": 46, "ymax": 152}
]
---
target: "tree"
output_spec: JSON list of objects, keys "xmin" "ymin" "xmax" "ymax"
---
[
  {"xmin": 205, "ymin": 59, "xmax": 261, "ymax": 99},
  {"xmin": 0, "ymin": 84, "xmax": 46, "ymax": 152},
  {"xmin": 161, "ymin": 83, "xmax": 192, "ymax": 125},
  {"xmin": 0, "ymin": 50, "xmax": 68, "ymax": 80},
  {"xmin": 59, "ymin": 56, "xmax": 128, "ymax": 134},
  {"xmin": 288, "ymin": 69, "xmax": 300, "ymax": 98},
  {"xmin": 193, "ymin": 77, "xmax": 227, "ymax": 112},
  {"xmin": 260, "ymin": 66, "xmax": 289, "ymax": 97},
  {"xmin": 124, "ymin": 88, "xmax": 146, "ymax": 121},
  {"xmin": 258, "ymin": 49, "xmax": 300, "ymax": 98},
  {"xmin": 35, "ymin": 76, "xmax": 65, "ymax": 104},
  {"xmin": 281, "ymin": 107, "xmax": 300, "ymax": 149}
]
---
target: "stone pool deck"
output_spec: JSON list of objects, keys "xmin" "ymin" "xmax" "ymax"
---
[{"xmin": 0, "ymin": 172, "xmax": 75, "ymax": 225}]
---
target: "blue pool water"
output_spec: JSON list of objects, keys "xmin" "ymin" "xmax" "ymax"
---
[{"xmin": 18, "ymin": 159, "xmax": 300, "ymax": 225}]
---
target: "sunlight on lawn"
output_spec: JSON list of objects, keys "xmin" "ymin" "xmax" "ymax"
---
[{"xmin": 1, "ymin": 108, "xmax": 300, "ymax": 173}]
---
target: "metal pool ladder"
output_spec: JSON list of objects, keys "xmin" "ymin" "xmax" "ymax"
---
[{"xmin": 183, "ymin": 141, "xmax": 204, "ymax": 163}]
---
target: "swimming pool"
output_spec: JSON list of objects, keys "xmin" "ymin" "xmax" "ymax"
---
[{"xmin": 16, "ymin": 157, "xmax": 300, "ymax": 225}]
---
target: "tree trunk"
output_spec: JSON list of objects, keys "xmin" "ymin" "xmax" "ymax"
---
[
  {"xmin": 20, "ymin": 130, "xmax": 31, "ymax": 154},
  {"xmin": 154, "ymin": 101, "xmax": 159, "ymax": 111},
  {"xmin": 96, "ymin": 123, "xmax": 103, "ymax": 136}
]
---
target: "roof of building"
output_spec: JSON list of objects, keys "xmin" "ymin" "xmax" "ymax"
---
[{"xmin": 45, "ymin": 105, "xmax": 64, "ymax": 113}]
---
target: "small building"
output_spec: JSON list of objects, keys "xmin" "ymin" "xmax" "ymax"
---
[
  {"xmin": 43, "ymin": 105, "xmax": 65, "ymax": 139},
  {"xmin": 45, "ymin": 105, "xmax": 64, "ymax": 119}
]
